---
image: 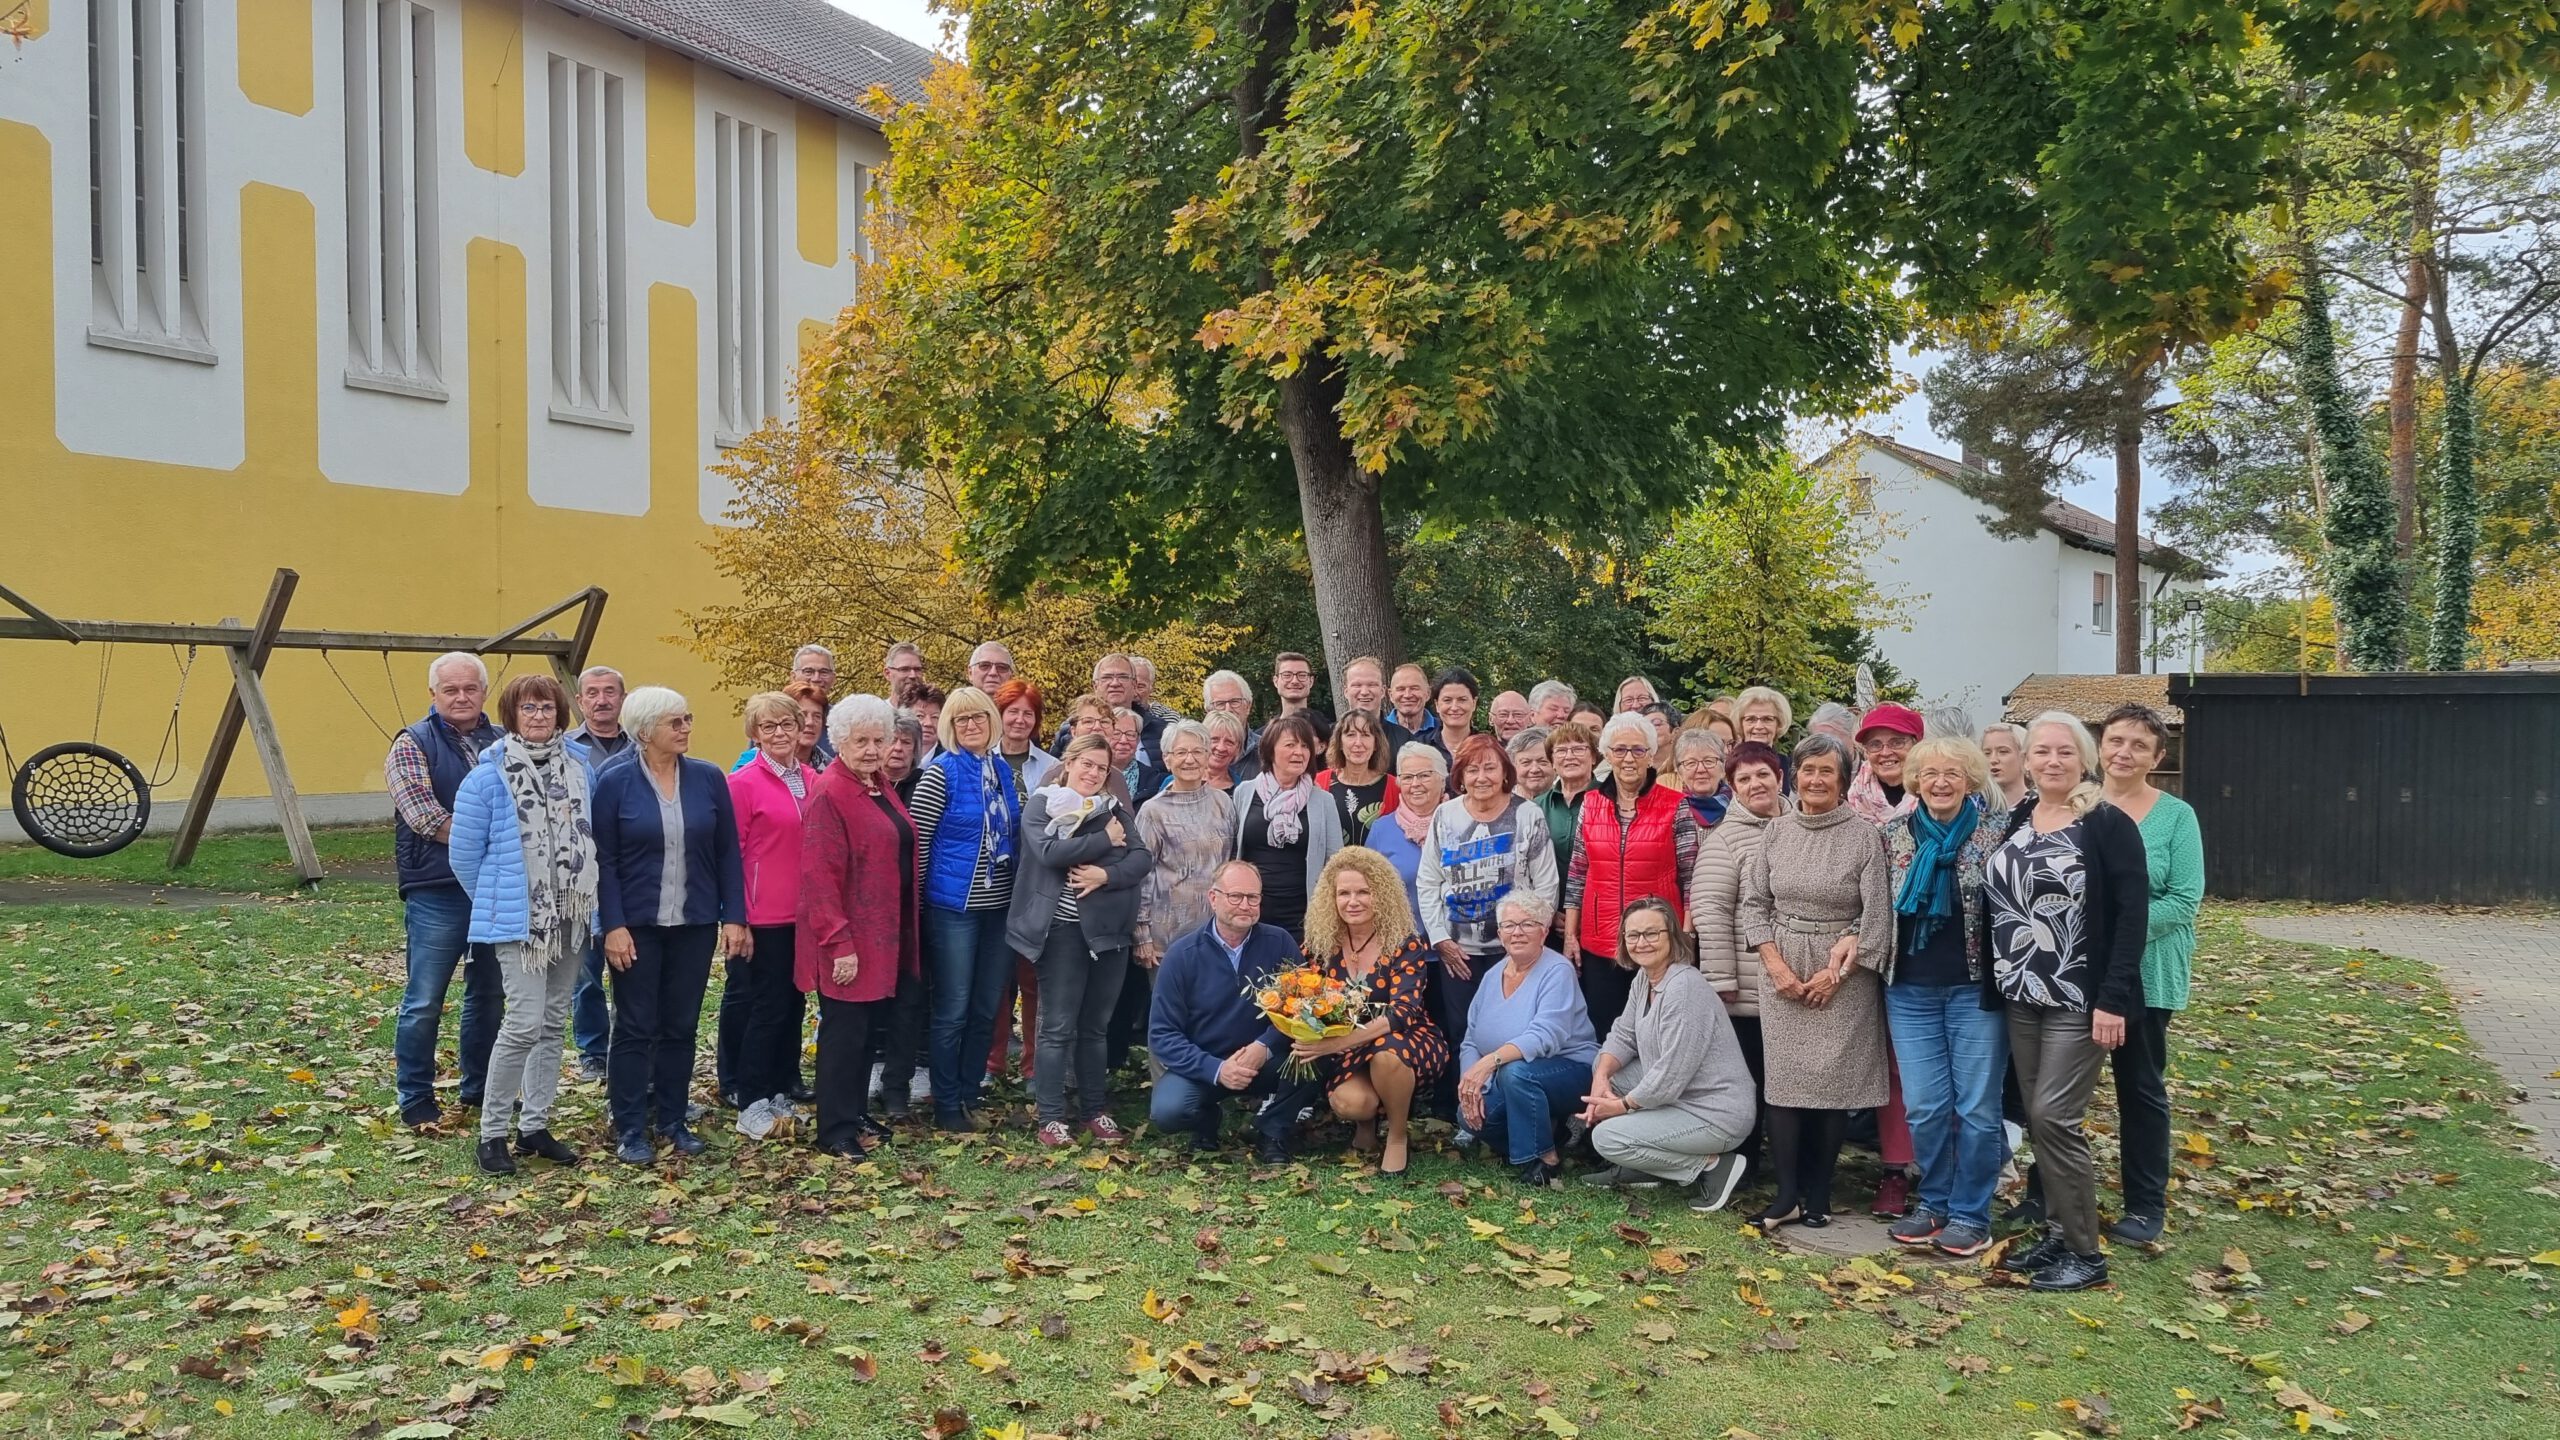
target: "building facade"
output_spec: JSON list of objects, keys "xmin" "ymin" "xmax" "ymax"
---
[
  {"xmin": 1826, "ymin": 434, "xmax": 2208, "ymax": 724},
  {"xmin": 0, "ymin": 1, "xmax": 931, "ymax": 833}
]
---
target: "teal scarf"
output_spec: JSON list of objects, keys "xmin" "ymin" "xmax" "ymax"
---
[{"xmin": 1894, "ymin": 797, "xmax": 1979, "ymax": 956}]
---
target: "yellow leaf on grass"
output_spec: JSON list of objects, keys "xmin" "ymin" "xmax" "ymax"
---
[
  {"xmin": 966, "ymin": 1347, "xmax": 1010, "ymax": 1374},
  {"xmin": 476, "ymin": 1345, "xmax": 515, "ymax": 1371},
  {"xmin": 184, "ymin": 1112, "xmax": 214, "ymax": 1130},
  {"xmin": 1465, "ymin": 1217, "xmax": 1505, "ymax": 1238},
  {"xmin": 2528, "ymin": 1250, "xmax": 2560, "ymax": 1266},
  {"xmin": 1140, "ymin": 1288, "xmax": 1183, "ymax": 1323},
  {"xmin": 335, "ymin": 1296, "xmax": 375, "ymax": 1333}
]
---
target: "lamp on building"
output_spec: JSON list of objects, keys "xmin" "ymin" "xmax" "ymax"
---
[{"xmin": 2183, "ymin": 593, "xmax": 2205, "ymax": 677}]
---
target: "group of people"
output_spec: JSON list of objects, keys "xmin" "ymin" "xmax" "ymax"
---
[{"xmin": 388, "ymin": 640, "xmax": 2203, "ymax": 1292}]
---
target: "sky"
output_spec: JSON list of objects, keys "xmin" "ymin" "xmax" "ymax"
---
[{"xmin": 833, "ymin": 0, "xmax": 963, "ymax": 54}]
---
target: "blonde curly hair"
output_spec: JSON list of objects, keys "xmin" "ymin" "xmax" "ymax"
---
[{"xmin": 1302, "ymin": 846, "xmax": 1421, "ymax": 961}]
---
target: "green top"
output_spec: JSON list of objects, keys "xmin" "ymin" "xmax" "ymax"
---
[{"xmin": 2133, "ymin": 791, "xmax": 2204, "ymax": 1011}]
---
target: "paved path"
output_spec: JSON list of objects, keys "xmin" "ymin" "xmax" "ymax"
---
[{"xmin": 2246, "ymin": 911, "xmax": 2560, "ymax": 1165}]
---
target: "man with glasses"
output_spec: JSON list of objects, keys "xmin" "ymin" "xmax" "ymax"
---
[
  {"xmin": 791, "ymin": 644, "xmax": 839, "ymax": 698},
  {"xmin": 1056, "ymin": 654, "xmax": 1165, "ymax": 770},
  {"xmin": 1147, "ymin": 862, "xmax": 1300, "ymax": 1161},
  {"xmin": 881, "ymin": 642, "xmax": 927, "ymax": 697},
  {"xmin": 1270, "ymin": 652, "xmax": 1333, "ymax": 743},
  {"xmin": 967, "ymin": 641, "xmax": 1017, "ymax": 694}
]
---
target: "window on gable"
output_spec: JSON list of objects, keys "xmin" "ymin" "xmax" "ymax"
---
[
  {"xmin": 344, "ymin": 0, "xmax": 444, "ymax": 395},
  {"xmin": 713, "ymin": 113, "xmax": 781, "ymax": 444},
  {"xmin": 88, "ymin": 0, "xmax": 210, "ymax": 360},
  {"xmin": 548, "ymin": 55, "xmax": 630, "ymax": 427},
  {"xmin": 2092, "ymin": 570, "xmax": 2114, "ymax": 633}
]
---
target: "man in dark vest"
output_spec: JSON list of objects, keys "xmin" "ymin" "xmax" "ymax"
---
[{"xmin": 385, "ymin": 652, "xmax": 505, "ymax": 1130}]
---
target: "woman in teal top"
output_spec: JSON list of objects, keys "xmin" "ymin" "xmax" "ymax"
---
[{"xmin": 2095, "ymin": 702, "xmax": 2204, "ymax": 1245}]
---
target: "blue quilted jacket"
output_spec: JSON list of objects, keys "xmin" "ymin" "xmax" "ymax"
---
[{"xmin": 450, "ymin": 743, "xmax": 600, "ymax": 945}]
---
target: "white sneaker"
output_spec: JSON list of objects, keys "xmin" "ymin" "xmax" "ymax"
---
[{"xmin": 735, "ymin": 1097, "xmax": 779, "ymax": 1139}]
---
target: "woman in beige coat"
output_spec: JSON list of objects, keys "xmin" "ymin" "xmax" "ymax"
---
[{"xmin": 1687, "ymin": 740, "xmax": 1790, "ymax": 1166}]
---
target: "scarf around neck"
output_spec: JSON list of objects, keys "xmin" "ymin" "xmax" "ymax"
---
[
  {"xmin": 498, "ymin": 734, "xmax": 597, "ymax": 964},
  {"xmin": 1252, "ymin": 770, "xmax": 1315, "ymax": 846},
  {"xmin": 1390, "ymin": 797, "xmax": 1434, "ymax": 844},
  {"xmin": 1894, "ymin": 796, "xmax": 1980, "ymax": 956},
  {"xmin": 1684, "ymin": 788, "xmax": 1731, "ymax": 830},
  {"xmin": 969, "ymin": 752, "xmax": 1017, "ymax": 868},
  {"xmin": 1034, "ymin": 784, "xmax": 1110, "ymax": 838}
]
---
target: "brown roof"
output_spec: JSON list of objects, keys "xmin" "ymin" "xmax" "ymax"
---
[
  {"xmin": 2003, "ymin": 673, "xmax": 2182, "ymax": 728},
  {"xmin": 555, "ymin": 0, "xmax": 939, "ymax": 125},
  {"xmin": 1844, "ymin": 433, "xmax": 2215, "ymax": 577}
]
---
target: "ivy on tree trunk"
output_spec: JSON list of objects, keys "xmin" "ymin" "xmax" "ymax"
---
[
  {"xmin": 2426, "ymin": 374, "xmax": 2478, "ymax": 671},
  {"xmin": 2296, "ymin": 262, "xmax": 2409, "ymax": 671}
]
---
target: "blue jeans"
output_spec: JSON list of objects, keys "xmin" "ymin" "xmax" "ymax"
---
[
  {"xmin": 572, "ymin": 937, "xmax": 610, "ymax": 1063},
  {"xmin": 1885, "ymin": 982, "xmax": 2010, "ymax": 1230},
  {"xmin": 1478, "ymin": 1054, "xmax": 1592, "ymax": 1166},
  {"xmin": 393, "ymin": 884, "xmax": 502, "ymax": 1114},
  {"xmin": 1148, "ymin": 1052, "xmax": 1288, "ymax": 1141},
  {"xmin": 925, "ymin": 905, "xmax": 1017, "ymax": 1120}
]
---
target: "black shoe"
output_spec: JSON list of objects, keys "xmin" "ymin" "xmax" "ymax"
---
[
  {"xmin": 664, "ymin": 1125, "xmax": 707, "ymax": 1157},
  {"xmin": 2002, "ymin": 1193, "xmax": 2047, "ymax": 1229},
  {"xmin": 719, "ymin": 1090, "xmax": 747, "ymax": 1111},
  {"xmin": 1186, "ymin": 1133, "xmax": 1224, "ymax": 1158},
  {"xmin": 881, "ymin": 1099, "xmax": 912, "ymax": 1122},
  {"xmin": 400, "ymin": 1101, "xmax": 444, "ymax": 1131},
  {"xmin": 1750, "ymin": 1200, "xmax": 1803, "ymax": 1231},
  {"xmin": 2001, "ymin": 1232, "xmax": 2069, "ymax": 1274},
  {"xmin": 2107, "ymin": 1212, "xmax": 2164, "ymax": 1244},
  {"xmin": 1689, "ymin": 1153, "xmax": 1748, "ymax": 1213},
  {"xmin": 1514, "ymin": 1158, "xmax": 1559, "ymax": 1189},
  {"xmin": 1797, "ymin": 1211, "xmax": 1832, "ymax": 1229},
  {"xmin": 859, "ymin": 1115, "xmax": 895, "ymax": 1145},
  {"xmin": 935, "ymin": 1111, "xmax": 979, "ymax": 1134},
  {"xmin": 2028, "ymin": 1250, "xmax": 2110, "ymax": 1291},
  {"xmin": 1253, "ymin": 1135, "xmax": 1291, "ymax": 1166},
  {"xmin": 475, "ymin": 1138, "xmax": 518, "ymax": 1175},
  {"xmin": 515, "ymin": 1129, "xmax": 580, "ymax": 1165},
  {"xmin": 787, "ymin": 1081, "xmax": 817, "ymax": 1105},
  {"xmin": 615, "ymin": 1133, "xmax": 655, "ymax": 1166}
]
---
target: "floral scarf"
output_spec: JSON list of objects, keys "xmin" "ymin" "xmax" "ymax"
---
[
  {"xmin": 498, "ymin": 734, "xmax": 596, "ymax": 964},
  {"xmin": 1250, "ymin": 770, "xmax": 1316, "ymax": 847}
]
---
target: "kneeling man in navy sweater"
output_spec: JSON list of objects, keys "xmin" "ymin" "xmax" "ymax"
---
[{"xmin": 1149, "ymin": 861, "xmax": 1300, "ymax": 1160}]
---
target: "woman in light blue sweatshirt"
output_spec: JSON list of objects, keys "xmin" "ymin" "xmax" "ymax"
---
[{"xmin": 1455, "ymin": 891, "xmax": 1599, "ymax": 1187}]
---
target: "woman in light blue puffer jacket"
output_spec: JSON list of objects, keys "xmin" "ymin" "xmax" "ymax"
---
[{"xmin": 450, "ymin": 673, "xmax": 599, "ymax": 1175}]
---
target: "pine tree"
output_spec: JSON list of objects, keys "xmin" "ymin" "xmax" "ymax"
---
[{"xmin": 2296, "ymin": 264, "xmax": 2410, "ymax": 671}]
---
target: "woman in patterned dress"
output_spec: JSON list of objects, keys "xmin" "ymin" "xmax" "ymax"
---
[{"xmin": 1287, "ymin": 846, "xmax": 1447, "ymax": 1177}]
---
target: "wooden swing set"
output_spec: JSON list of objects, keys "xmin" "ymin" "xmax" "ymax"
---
[{"xmin": 0, "ymin": 568, "xmax": 607, "ymax": 883}]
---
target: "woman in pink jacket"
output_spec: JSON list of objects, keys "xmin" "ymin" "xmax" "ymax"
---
[
  {"xmin": 797, "ymin": 695, "xmax": 922, "ymax": 1155},
  {"xmin": 725, "ymin": 691, "xmax": 814, "ymax": 1127}
]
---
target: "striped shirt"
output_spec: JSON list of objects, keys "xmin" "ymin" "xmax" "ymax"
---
[{"xmin": 908, "ymin": 762, "xmax": 1015, "ymax": 910}]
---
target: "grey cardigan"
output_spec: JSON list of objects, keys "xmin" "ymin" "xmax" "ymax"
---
[
  {"xmin": 1230, "ymin": 777, "xmax": 1347, "ymax": 908},
  {"xmin": 1006, "ymin": 792, "xmax": 1155, "ymax": 957},
  {"xmin": 1599, "ymin": 963, "xmax": 1758, "ymax": 1140}
]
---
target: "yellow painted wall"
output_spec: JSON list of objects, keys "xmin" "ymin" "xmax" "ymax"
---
[
  {"xmin": 236, "ymin": 0, "xmax": 314, "ymax": 116},
  {"xmin": 460, "ymin": 0, "xmax": 527, "ymax": 177},
  {"xmin": 795, "ymin": 106, "xmax": 838, "ymax": 265},
  {"xmin": 645, "ymin": 47, "xmax": 697, "ymax": 226},
  {"xmin": 0, "ymin": 117, "xmax": 737, "ymax": 808}
]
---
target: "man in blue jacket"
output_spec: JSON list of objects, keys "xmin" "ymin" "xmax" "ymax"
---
[{"xmin": 1149, "ymin": 862, "xmax": 1299, "ymax": 1162}]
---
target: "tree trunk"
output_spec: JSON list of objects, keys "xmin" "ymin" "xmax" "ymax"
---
[
  {"xmin": 2425, "ymin": 264, "xmax": 2475, "ymax": 671},
  {"xmin": 1280, "ymin": 365, "xmax": 1405, "ymax": 690},
  {"xmin": 2386, "ymin": 155, "xmax": 2437, "ymax": 559},
  {"xmin": 2111, "ymin": 398, "xmax": 2144, "ymax": 675}
]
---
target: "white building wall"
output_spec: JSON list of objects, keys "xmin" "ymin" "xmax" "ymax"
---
[{"xmin": 1856, "ymin": 449, "xmax": 2062, "ymax": 723}]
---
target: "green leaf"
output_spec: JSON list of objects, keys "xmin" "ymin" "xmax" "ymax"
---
[{"xmin": 687, "ymin": 1399, "xmax": 760, "ymax": 1428}]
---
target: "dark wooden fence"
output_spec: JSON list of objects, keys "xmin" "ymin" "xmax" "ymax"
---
[{"xmin": 2167, "ymin": 672, "xmax": 2560, "ymax": 904}]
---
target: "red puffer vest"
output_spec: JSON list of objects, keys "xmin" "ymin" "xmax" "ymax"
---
[{"xmin": 1575, "ymin": 775, "xmax": 1685, "ymax": 960}]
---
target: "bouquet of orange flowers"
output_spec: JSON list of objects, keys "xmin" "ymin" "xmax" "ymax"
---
[{"xmin": 1248, "ymin": 966, "xmax": 1376, "ymax": 1077}]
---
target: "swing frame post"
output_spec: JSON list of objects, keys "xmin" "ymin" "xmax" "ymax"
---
[{"xmin": 170, "ymin": 570, "xmax": 307, "ymax": 878}]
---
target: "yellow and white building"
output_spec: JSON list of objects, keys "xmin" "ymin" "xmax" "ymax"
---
[{"xmin": 0, "ymin": 0, "xmax": 931, "ymax": 834}]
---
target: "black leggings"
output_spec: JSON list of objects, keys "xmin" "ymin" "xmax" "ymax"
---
[{"xmin": 1765, "ymin": 1106, "xmax": 1849, "ymax": 1217}]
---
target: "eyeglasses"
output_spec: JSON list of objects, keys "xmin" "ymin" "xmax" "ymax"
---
[
  {"xmin": 1095, "ymin": 670, "xmax": 1135, "ymax": 685},
  {"xmin": 1496, "ymin": 918, "xmax": 1543, "ymax": 932},
  {"xmin": 1606, "ymin": 744, "xmax": 1653, "ymax": 758},
  {"xmin": 887, "ymin": 662, "xmax": 925, "ymax": 676},
  {"xmin": 517, "ymin": 702, "xmax": 559, "ymax": 716},
  {"xmin": 1210, "ymin": 889, "xmax": 1264, "ymax": 905},
  {"xmin": 1622, "ymin": 927, "xmax": 1669, "ymax": 943}
]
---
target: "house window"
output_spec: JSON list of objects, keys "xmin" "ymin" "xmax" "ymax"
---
[
  {"xmin": 88, "ymin": 0, "xmax": 210, "ymax": 360},
  {"xmin": 2091, "ymin": 571, "xmax": 2114, "ymax": 633},
  {"xmin": 547, "ymin": 55, "xmax": 630, "ymax": 427},
  {"xmin": 713, "ymin": 114, "xmax": 781, "ymax": 443},
  {"xmin": 344, "ymin": 0, "xmax": 443, "ymax": 395},
  {"xmin": 851, "ymin": 162, "xmax": 876, "ymax": 264}
]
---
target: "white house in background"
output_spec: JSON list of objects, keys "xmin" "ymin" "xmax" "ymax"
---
[{"xmin": 1819, "ymin": 434, "xmax": 2211, "ymax": 724}]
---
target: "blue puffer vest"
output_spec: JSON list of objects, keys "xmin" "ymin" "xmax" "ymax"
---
[
  {"xmin": 922, "ymin": 748, "xmax": 1017, "ymax": 910},
  {"xmin": 394, "ymin": 712, "xmax": 500, "ymax": 894}
]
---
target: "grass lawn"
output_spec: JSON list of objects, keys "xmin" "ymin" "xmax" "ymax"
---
[
  {"xmin": 0, "ymin": 829, "xmax": 394, "ymax": 897},
  {"xmin": 1, "ymin": 892, "xmax": 2555, "ymax": 1439}
]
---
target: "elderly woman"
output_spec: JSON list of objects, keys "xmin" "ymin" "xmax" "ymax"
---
[
  {"xmin": 1688, "ymin": 739, "xmax": 1789, "ymax": 1166},
  {"xmin": 1986, "ymin": 713, "xmax": 2149, "ymax": 1291},
  {"xmin": 910, "ymin": 685, "xmax": 1022, "ymax": 1133},
  {"xmin": 1508, "ymin": 727, "xmax": 1554, "ymax": 804},
  {"xmin": 450, "ymin": 673, "xmax": 596, "ymax": 1174},
  {"xmin": 1980, "ymin": 723, "xmax": 2030, "ymax": 812},
  {"xmin": 1876, "ymin": 738, "xmax": 2010, "ymax": 1257},
  {"xmin": 1535, "ymin": 721, "xmax": 1598, "ymax": 898},
  {"xmin": 1561, "ymin": 714, "xmax": 1701, "ymax": 1043},
  {"xmin": 1456, "ymin": 892, "xmax": 1597, "ymax": 1186},
  {"xmin": 1366, "ymin": 741, "xmax": 1445, "ymax": 919},
  {"xmin": 1318, "ymin": 708, "xmax": 1397, "ymax": 844},
  {"xmin": 1613, "ymin": 675, "xmax": 1661, "ymax": 715},
  {"xmin": 1232, "ymin": 716, "xmax": 1345, "ymax": 942},
  {"xmin": 1417, "ymin": 735, "xmax": 1560, "ymax": 1119},
  {"xmin": 2092, "ymin": 702, "xmax": 2203, "ymax": 1247},
  {"xmin": 1734, "ymin": 686, "xmax": 1793, "ymax": 750},
  {"xmin": 1670, "ymin": 727, "xmax": 1731, "ymax": 831},
  {"xmin": 993, "ymin": 679, "xmax": 1059, "ymax": 797},
  {"xmin": 1202, "ymin": 710, "xmax": 1250, "ymax": 792},
  {"xmin": 1134, "ymin": 720, "xmax": 1237, "ymax": 966},
  {"xmin": 723, "ymin": 692, "xmax": 816, "ymax": 1133},
  {"xmin": 1576, "ymin": 897, "xmax": 1756, "ymax": 1211},
  {"xmin": 1737, "ymin": 732, "xmax": 1891, "ymax": 1228},
  {"xmin": 1429, "ymin": 667, "xmax": 1483, "ymax": 757},
  {"xmin": 885, "ymin": 711, "xmax": 923, "ymax": 800},
  {"xmin": 591, "ymin": 687, "xmax": 749, "ymax": 1165},
  {"xmin": 1847, "ymin": 704, "xmax": 1924, "ymax": 824},
  {"xmin": 1284, "ymin": 847, "xmax": 1447, "ymax": 1176},
  {"xmin": 797, "ymin": 696, "xmax": 919, "ymax": 1156},
  {"xmin": 1008, "ymin": 735, "xmax": 1155, "ymax": 1147}
]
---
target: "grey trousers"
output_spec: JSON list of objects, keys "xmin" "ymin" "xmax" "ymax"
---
[
  {"xmin": 482, "ymin": 940, "xmax": 581, "ymax": 1140},
  {"xmin": 1591, "ymin": 1106, "xmax": 1749, "ymax": 1185},
  {"xmin": 2008, "ymin": 1003, "xmax": 2109, "ymax": 1254},
  {"xmin": 1032, "ymin": 920, "xmax": 1130, "ymax": 1126}
]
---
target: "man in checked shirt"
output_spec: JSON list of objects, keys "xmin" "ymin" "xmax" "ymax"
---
[{"xmin": 384, "ymin": 652, "xmax": 505, "ymax": 1131}]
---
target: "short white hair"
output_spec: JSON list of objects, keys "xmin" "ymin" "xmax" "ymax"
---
[
  {"xmin": 1162, "ymin": 719, "xmax": 1212, "ymax": 754},
  {"xmin": 1204, "ymin": 669, "xmax": 1253, "ymax": 707},
  {"xmin": 970, "ymin": 641, "xmax": 1014, "ymax": 665},
  {"xmin": 1129, "ymin": 656, "xmax": 1157, "ymax": 682},
  {"xmin": 793, "ymin": 643, "xmax": 836, "ymax": 665},
  {"xmin": 1598, "ymin": 711, "xmax": 1656, "ymax": 758},
  {"xmin": 427, "ymin": 651, "xmax": 489, "ymax": 691},
  {"xmin": 1735, "ymin": 685, "xmax": 1794, "ymax": 734},
  {"xmin": 1496, "ymin": 890, "xmax": 1557, "ymax": 931},
  {"xmin": 828, "ymin": 693, "xmax": 895, "ymax": 749},
  {"xmin": 1394, "ymin": 741, "xmax": 1448, "ymax": 777},
  {"xmin": 621, "ymin": 686, "xmax": 690, "ymax": 743},
  {"xmin": 576, "ymin": 664, "xmax": 624, "ymax": 688},
  {"xmin": 1528, "ymin": 679, "xmax": 1575, "ymax": 709}
]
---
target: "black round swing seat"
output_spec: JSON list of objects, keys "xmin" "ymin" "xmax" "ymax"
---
[{"xmin": 11, "ymin": 742, "xmax": 152, "ymax": 858}]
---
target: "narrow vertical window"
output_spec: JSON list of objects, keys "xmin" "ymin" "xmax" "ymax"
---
[
  {"xmin": 549, "ymin": 55, "xmax": 629, "ymax": 426},
  {"xmin": 714, "ymin": 113, "xmax": 782, "ymax": 443},
  {"xmin": 88, "ymin": 0, "xmax": 208, "ymax": 357},
  {"xmin": 2092, "ymin": 571, "xmax": 2114, "ymax": 633},
  {"xmin": 850, "ymin": 161, "xmax": 876, "ymax": 265},
  {"xmin": 344, "ymin": 0, "xmax": 444, "ymax": 393}
]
